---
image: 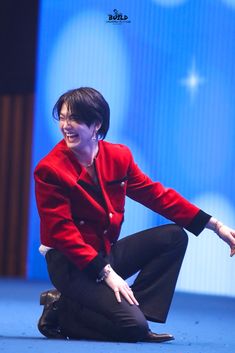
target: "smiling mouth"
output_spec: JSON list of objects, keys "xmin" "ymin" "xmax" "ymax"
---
[{"xmin": 65, "ymin": 133, "xmax": 79, "ymax": 142}]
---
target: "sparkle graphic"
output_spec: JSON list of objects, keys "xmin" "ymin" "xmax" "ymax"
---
[{"xmin": 180, "ymin": 60, "xmax": 205, "ymax": 99}]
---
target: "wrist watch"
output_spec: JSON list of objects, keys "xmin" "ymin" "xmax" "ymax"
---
[{"xmin": 96, "ymin": 264, "xmax": 111, "ymax": 283}]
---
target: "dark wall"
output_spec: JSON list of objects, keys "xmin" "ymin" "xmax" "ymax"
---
[
  {"xmin": 0, "ymin": 0, "xmax": 39, "ymax": 94},
  {"xmin": 0, "ymin": 0, "xmax": 38, "ymax": 276}
]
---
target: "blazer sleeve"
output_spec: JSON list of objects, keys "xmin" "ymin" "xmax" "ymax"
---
[
  {"xmin": 125, "ymin": 148, "xmax": 211, "ymax": 235},
  {"xmin": 34, "ymin": 164, "xmax": 108, "ymax": 277}
]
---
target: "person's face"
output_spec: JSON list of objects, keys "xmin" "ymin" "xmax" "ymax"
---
[{"xmin": 59, "ymin": 103, "xmax": 99, "ymax": 151}]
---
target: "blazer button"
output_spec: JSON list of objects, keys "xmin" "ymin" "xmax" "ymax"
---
[
  {"xmin": 79, "ymin": 220, "xmax": 85, "ymax": 225},
  {"xmin": 120, "ymin": 181, "xmax": 125, "ymax": 187},
  {"xmin": 103, "ymin": 229, "xmax": 108, "ymax": 234},
  {"xmin": 109, "ymin": 212, "xmax": 113, "ymax": 218}
]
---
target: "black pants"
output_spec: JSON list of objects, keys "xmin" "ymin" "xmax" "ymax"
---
[{"xmin": 45, "ymin": 224, "xmax": 188, "ymax": 342}]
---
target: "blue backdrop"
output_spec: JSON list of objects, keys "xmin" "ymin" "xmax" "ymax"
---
[{"xmin": 28, "ymin": 0, "xmax": 235, "ymax": 296}]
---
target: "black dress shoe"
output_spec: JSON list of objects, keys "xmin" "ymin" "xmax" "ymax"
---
[
  {"xmin": 38, "ymin": 289, "xmax": 66, "ymax": 339},
  {"xmin": 142, "ymin": 331, "xmax": 175, "ymax": 343}
]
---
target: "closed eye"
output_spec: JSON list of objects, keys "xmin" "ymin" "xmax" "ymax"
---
[{"xmin": 59, "ymin": 114, "xmax": 83, "ymax": 123}]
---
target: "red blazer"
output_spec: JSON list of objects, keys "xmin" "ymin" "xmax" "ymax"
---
[{"xmin": 34, "ymin": 140, "xmax": 210, "ymax": 275}]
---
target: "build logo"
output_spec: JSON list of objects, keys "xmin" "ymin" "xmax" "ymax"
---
[{"xmin": 106, "ymin": 9, "xmax": 131, "ymax": 24}]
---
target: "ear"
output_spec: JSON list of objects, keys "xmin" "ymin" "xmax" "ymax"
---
[{"xmin": 95, "ymin": 120, "xmax": 102, "ymax": 131}]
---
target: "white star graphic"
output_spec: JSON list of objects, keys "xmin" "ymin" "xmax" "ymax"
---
[{"xmin": 180, "ymin": 60, "xmax": 205, "ymax": 99}]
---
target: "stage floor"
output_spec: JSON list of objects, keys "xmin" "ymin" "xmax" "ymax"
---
[{"xmin": 0, "ymin": 278, "xmax": 234, "ymax": 353}]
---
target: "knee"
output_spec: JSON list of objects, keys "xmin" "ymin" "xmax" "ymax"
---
[{"xmin": 170, "ymin": 224, "xmax": 188, "ymax": 249}]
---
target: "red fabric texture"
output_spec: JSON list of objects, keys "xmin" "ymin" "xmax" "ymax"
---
[{"xmin": 34, "ymin": 140, "xmax": 200, "ymax": 270}]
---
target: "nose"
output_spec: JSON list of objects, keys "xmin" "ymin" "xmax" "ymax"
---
[{"xmin": 61, "ymin": 117, "xmax": 71, "ymax": 127}]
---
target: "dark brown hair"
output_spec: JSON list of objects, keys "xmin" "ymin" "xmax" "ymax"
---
[{"xmin": 52, "ymin": 87, "xmax": 110, "ymax": 139}]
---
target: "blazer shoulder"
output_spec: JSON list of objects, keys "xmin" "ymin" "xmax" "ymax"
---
[
  {"xmin": 34, "ymin": 140, "xmax": 69, "ymax": 176},
  {"xmin": 101, "ymin": 140, "xmax": 133, "ymax": 160}
]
